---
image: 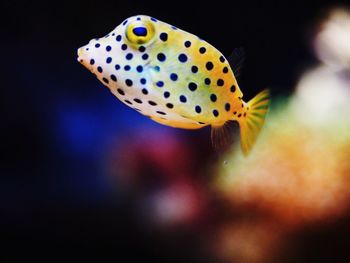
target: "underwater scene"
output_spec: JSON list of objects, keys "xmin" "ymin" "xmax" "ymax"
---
[{"xmin": 2, "ymin": 1, "xmax": 350, "ymax": 262}]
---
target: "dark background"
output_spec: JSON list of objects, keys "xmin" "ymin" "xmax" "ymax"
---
[{"xmin": 1, "ymin": 0, "xmax": 349, "ymax": 262}]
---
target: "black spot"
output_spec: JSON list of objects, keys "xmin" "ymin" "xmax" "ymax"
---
[
  {"xmin": 213, "ymin": 109, "xmax": 219, "ymax": 117},
  {"xmin": 138, "ymin": 46, "xmax": 146, "ymax": 52},
  {"xmin": 136, "ymin": 65, "xmax": 143, "ymax": 73},
  {"xmin": 97, "ymin": 66, "xmax": 103, "ymax": 73},
  {"xmin": 90, "ymin": 59, "xmax": 95, "ymax": 65},
  {"xmin": 142, "ymin": 53, "xmax": 149, "ymax": 60},
  {"xmin": 244, "ymin": 112, "xmax": 247, "ymax": 117},
  {"xmin": 164, "ymin": 91, "xmax": 170, "ymax": 98},
  {"xmin": 125, "ymin": 79, "xmax": 133, "ymax": 86},
  {"xmin": 210, "ymin": 94, "xmax": 217, "ymax": 102},
  {"xmin": 233, "ymin": 111, "xmax": 237, "ymax": 115},
  {"xmin": 121, "ymin": 44, "xmax": 127, "ymax": 50},
  {"xmin": 223, "ymin": 67, "xmax": 228, "ymax": 73},
  {"xmin": 160, "ymin": 32, "xmax": 168, "ymax": 41},
  {"xmin": 95, "ymin": 43, "xmax": 100, "ymax": 48},
  {"xmin": 148, "ymin": 101, "xmax": 157, "ymax": 106},
  {"xmin": 191, "ymin": 66, "xmax": 198, "ymax": 73},
  {"xmin": 166, "ymin": 103, "xmax": 174, "ymax": 109},
  {"xmin": 188, "ymin": 82, "xmax": 197, "ymax": 91},
  {"xmin": 124, "ymin": 100, "xmax": 132, "ymax": 105},
  {"xmin": 205, "ymin": 78, "xmax": 211, "ymax": 85},
  {"xmin": 198, "ymin": 122, "xmax": 205, "ymax": 124},
  {"xmin": 178, "ymin": 53, "xmax": 187, "ymax": 63},
  {"xmin": 124, "ymin": 65, "xmax": 131, "ymax": 71},
  {"xmin": 134, "ymin": 98, "xmax": 142, "ymax": 104},
  {"xmin": 106, "ymin": 57, "xmax": 112, "ymax": 63},
  {"xmin": 238, "ymin": 113, "xmax": 242, "ymax": 118},
  {"xmin": 170, "ymin": 73, "xmax": 178, "ymax": 81},
  {"xmin": 122, "ymin": 19, "xmax": 128, "ymax": 25},
  {"xmin": 195, "ymin": 105, "xmax": 202, "ymax": 113},
  {"xmin": 151, "ymin": 17, "xmax": 157, "ymax": 22},
  {"xmin": 241, "ymin": 103, "xmax": 244, "ymax": 108},
  {"xmin": 140, "ymin": 78, "xmax": 147, "ymax": 84},
  {"xmin": 219, "ymin": 56, "xmax": 225, "ymax": 63},
  {"xmin": 117, "ymin": 89, "xmax": 125, "ymax": 95},
  {"xmin": 156, "ymin": 81, "xmax": 164, "ymax": 87},
  {"xmin": 156, "ymin": 111, "xmax": 166, "ymax": 115},
  {"xmin": 157, "ymin": 53, "xmax": 166, "ymax": 62},
  {"xmin": 199, "ymin": 47, "xmax": 206, "ymax": 54},
  {"xmin": 110, "ymin": 74, "xmax": 117, "ymax": 82},
  {"xmin": 230, "ymin": 85, "xmax": 236, "ymax": 92},
  {"xmin": 142, "ymin": 88, "xmax": 148, "ymax": 95},
  {"xmin": 184, "ymin": 41, "xmax": 191, "ymax": 48},
  {"xmin": 217, "ymin": 79, "xmax": 224, "ymax": 86},
  {"xmin": 179, "ymin": 95, "xmax": 187, "ymax": 103},
  {"xmin": 206, "ymin": 61, "xmax": 214, "ymax": 70},
  {"xmin": 116, "ymin": 35, "xmax": 122, "ymax": 41},
  {"xmin": 126, "ymin": 53, "xmax": 133, "ymax": 60},
  {"xmin": 106, "ymin": 46, "xmax": 112, "ymax": 52},
  {"xmin": 102, "ymin": 77, "xmax": 109, "ymax": 84},
  {"xmin": 115, "ymin": 64, "xmax": 120, "ymax": 70},
  {"xmin": 225, "ymin": 103, "xmax": 231, "ymax": 111}
]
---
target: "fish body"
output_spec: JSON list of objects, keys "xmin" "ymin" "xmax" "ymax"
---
[{"xmin": 77, "ymin": 15, "xmax": 269, "ymax": 155}]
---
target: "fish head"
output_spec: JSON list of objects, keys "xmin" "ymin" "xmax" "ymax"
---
[{"xmin": 77, "ymin": 15, "xmax": 160, "ymax": 91}]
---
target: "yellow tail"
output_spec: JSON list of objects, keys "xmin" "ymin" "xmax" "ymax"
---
[{"xmin": 239, "ymin": 89, "xmax": 270, "ymax": 156}]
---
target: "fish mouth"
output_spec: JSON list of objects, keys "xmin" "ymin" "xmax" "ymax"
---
[
  {"xmin": 77, "ymin": 47, "xmax": 93, "ymax": 72},
  {"xmin": 77, "ymin": 47, "xmax": 84, "ymax": 63}
]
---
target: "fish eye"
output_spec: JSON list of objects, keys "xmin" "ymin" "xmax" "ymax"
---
[{"xmin": 125, "ymin": 20, "xmax": 155, "ymax": 45}]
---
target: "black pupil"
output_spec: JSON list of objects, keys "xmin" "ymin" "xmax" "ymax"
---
[{"xmin": 133, "ymin": 27, "xmax": 147, "ymax": 36}]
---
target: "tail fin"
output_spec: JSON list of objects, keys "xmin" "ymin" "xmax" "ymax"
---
[{"xmin": 239, "ymin": 89, "xmax": 270, "ymax": 156}]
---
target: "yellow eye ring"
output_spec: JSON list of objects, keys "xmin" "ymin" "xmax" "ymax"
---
[{"xmin": 125, "ymin": 20, "xmax": 155, "ymax": 45}]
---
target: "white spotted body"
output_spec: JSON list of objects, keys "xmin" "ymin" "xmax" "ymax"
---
[{"xmin": 78, "ymin": 15, "xmax": 270, "ymax": 155}]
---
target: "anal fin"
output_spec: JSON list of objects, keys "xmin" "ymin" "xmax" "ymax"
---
[{"xmin": 211, "ymin": 121, "xmax": 239, "ymax": 153}]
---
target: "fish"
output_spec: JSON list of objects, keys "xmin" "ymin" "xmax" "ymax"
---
[{"xmin": 77, "ymin": 15, "xmax": 270, "ymax": 155}]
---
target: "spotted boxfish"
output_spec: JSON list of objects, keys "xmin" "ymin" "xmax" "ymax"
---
[{"xmin": 77, "ymin": 15, "xmax": 269, "ymax": 155}]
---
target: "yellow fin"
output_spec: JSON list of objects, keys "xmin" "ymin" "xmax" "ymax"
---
[{"xmin": 239, "ymin": 89, "xmax": 270, "ymax": 156}]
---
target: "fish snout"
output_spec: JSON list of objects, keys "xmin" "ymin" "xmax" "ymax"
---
[
  {"xmin": 77, "ymin": 47, "xmax": 85, "ymax": 64},
  {"xmin": 77, "ymin": 45, "xmax": 93, "ymax": 71}
]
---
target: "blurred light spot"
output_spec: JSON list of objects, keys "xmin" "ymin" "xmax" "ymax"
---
[
  {"xmin": 314, "ymin": 8, "xmax": 350, "ymax": 69},
  {"xmin": 294, "ymin": 65, "xmax": 350, "ymax": 125},
  {"xmin": 145, "ymin": 181, "xmax": 202, "ymax": 226},
  {"xmin": 214, "ymin": 221, "xmax": 284, "ymax": 263},
  {"xmin": 56, "ymin": 106, "xmax": 104, "ymax": 155}
]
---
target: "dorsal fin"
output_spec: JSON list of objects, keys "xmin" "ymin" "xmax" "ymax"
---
[{"xmin": 228, "ymin": 48, "xmax": 245, "ymax": 78}]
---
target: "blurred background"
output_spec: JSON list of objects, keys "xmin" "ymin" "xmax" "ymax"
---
[{"xmin": 1, "ymin": 0, "xmax": 350, "ymax": 262}]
